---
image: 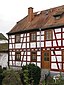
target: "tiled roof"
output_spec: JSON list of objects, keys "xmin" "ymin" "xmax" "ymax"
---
[
  {"xmin": 0, "ymin": 33, "xmax": 7, "ymax": 40},
  {"xmin": 8, "ymin": 5, "xmax": 64, "ymax": 34},
  {"xmin": 0, "ymin": 43, "xmax": 8, "ymax": 52}
]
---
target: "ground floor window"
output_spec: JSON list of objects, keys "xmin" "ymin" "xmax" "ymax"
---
[
  {"xmin": 15, "ymin": 51, "xmax": 21, "ymax": 61},
  {"xmin": 31, "ymin": 51, "xmax": 37, "ymax": 62}
]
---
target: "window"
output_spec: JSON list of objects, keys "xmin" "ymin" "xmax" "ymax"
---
[
  {"xmin": 15, "ymin": 34, "xmax": 20, "ymax": 43},
  {"xmin": 55, "ymin": 15, "xmax": 61, "ymax": 20},
  {"xmin": 45, "ymin": 30, "xmax": 52, "ymax": 40},
  {"xmin": 30, "ymin": 32, "xmax": 36, "ymax": 41},
  {"xmin": 53, "ymin": 11, "xmax": 63, "ymax": 20},
  {"xmin": 31, "ymin": 51, "xmax": 37, "ymax": 61},
  {"xmin": 44, "ymin": 52, "xmax": 49, "ymax": 61},
  {"xmin": 15, "ymin": 52, "xmax": 21, "ymax": 61}
]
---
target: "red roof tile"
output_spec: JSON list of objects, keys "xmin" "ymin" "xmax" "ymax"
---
[{"xmin": 8, "ymin": 5, "xmax": 64, "ymax": 34}]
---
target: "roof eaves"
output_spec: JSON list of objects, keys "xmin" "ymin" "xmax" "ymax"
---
[
  {"xmin": 7, "ymin": 28, "xmax": 40, "ymax": 35},
  {"xmin": 7, "ymin": 23, "xmax": 64, "ymax": 35},
  {"xmin": 42, "ymin": 23, "xmax": 64, "ymax": 30}
]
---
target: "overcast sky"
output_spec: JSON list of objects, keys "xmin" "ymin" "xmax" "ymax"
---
[{"xmin": 0, "ymin": 0, "xmax": 64, "ymax": 38}]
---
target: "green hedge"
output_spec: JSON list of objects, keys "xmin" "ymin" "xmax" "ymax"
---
[
  {"xmin": 0, "ymin": 66, "xmax": 4, "ymax": 85},
  {"xmin": 2, "ymin": 69, "xmax": 22, "ymax": 85},
  {"xmin": 21, "ymin": 64, "xmax": 41, "ymax": 85}
]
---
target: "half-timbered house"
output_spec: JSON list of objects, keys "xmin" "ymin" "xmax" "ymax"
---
[{"xmin": 7, "ymin": 5, "xmax": 64, "ymax": 71}]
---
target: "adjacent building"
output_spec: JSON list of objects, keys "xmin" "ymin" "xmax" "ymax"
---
[{"xmin": 0, "ymin": 33, "xmax": 8, "ymax": 68}]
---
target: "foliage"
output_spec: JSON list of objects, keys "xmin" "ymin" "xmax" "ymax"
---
[
  {"xmin": 21, "ymin": 64, "xmax": 41, "ymax": 85},
  {"xmin": 0, "ymin": 66, "xmax": 4, "ymax": 85},
  {"xmin": 42, "ymin": 74, "xmax": 64, "ymax": 85},
  {"xmin": 23, "ymin": 69, "xmax": 30, "ymax": 85},
  {"xmin": 2, "ymin": 69, "xmax": 22, "ymax": 85},
  {"xmin": 0, "ymin": 66, "xmax": 3, "ymax": 73}
]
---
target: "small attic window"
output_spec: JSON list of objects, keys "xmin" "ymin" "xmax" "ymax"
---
[
  {"xmin": 53, "ymin": 11, "xmax": 64, "ymax": 20},
  {"xmin": 55, "ymin": 15, "xmax": 61, "ymax": 19}
]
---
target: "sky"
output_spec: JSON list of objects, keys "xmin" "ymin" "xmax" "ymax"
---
[{"xmin": 0, "ymin": 0, "xmax": 64, "ymax": 38}]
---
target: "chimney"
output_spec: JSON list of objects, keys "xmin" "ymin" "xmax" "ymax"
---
[{"xmin": 28, "ymin": 7, "xmax": 34, "ymax": 22}]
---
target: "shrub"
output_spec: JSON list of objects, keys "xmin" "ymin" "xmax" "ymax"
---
[
  {"xmin": 2, "ymin": 69, "xmax": 22, "ymax": 85},
  {"xmin": 23, "ymin": 69, "xmax": 30, "ymax": 85},
  {"xmin": 21, "ymin": 64, "xmax": 41, "ymax": 85},
  {"xmin": 0, "ymin": 66, "xmax": 4, "ymax": 85}
]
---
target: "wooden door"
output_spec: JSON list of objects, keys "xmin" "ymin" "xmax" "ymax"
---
[{"xmin": 42, "ymin": 50, "xmax": 50, "ymax": 69}]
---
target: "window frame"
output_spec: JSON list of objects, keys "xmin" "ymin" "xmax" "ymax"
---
[
  {"xmin": 53, "ymin": 12, "xmax": 63, "ymax": 20},
  {"xmin": 31, "ymin": 51, "xmax": 37, "ymax": 62},
  {"xmin": 55, "ymin": 15, "xmax": 61, "ymax": 20},
  {"xmin": 44, "ymin": 52, "xmax": 49, "ymax": 61},
  {"xmin": 15, "ymin": 51, "xmax": 21, "ymax": 61},
  {"xmin": 15, "ymin": 34, "xmax": 21, "ymax": 43},
  {"xmin": 30, "ymin": 32, "xmax": 37, "ymax": 42},
  {"xmin": 45, "ymin": 30, "xmax": 52, "ymax": 40}
]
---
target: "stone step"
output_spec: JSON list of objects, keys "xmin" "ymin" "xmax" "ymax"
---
[{"xmin": 40, "ymin": 69, "xmax": 50, "ymax": 82}]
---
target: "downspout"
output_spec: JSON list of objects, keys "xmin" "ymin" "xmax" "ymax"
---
[
  {"xmin": 8, "ymin": 35, "xmax": 9, "ymax": 68},
  {"xmin": 39, "ymin": 28, "xmax": 41, "ymax": 68}
]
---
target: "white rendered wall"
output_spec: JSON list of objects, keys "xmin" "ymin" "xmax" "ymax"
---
[
  {"xmin": 9, "ymin": 29, "xmax": 63, "ymax": 49},
  {"xmin": 55, "ymin": 28, "xmax": 61, "ymax": 32},
  {"xmin": 9, "ymin": 28, "xmax": 64, "ymax": 69},
  {"xmin": 0, "ymin": 53, "xmax": 8, "ymax": 68},
  {"xmin": 51, "ymin": 50, "xmax": 62, "ymax": 70}
]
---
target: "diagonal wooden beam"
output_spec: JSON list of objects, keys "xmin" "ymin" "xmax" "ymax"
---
[
  {"xmin": 21, "ymin": 51, "xmax": 25, "ymax": 67},
  {"xmin": 53, "ymin": 51, "xmax": 59, "ymax": 69},
  {"xmin": 53, "ymin": 30, "xmax": 59, "ymax": 70}
]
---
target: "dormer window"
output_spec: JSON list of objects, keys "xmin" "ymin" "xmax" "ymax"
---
[
  {"xmin": 55, "ymin": 15, "xmax": 61, "ymax": 20},
  {"xmin": 53, "ymin": 11, "xmax": 64, "ymax": 20}
]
